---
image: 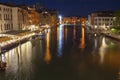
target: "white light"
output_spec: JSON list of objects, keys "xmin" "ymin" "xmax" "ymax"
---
[
  {"xmin": 95, "ymin": 25, "xmax": 97, "ymax": 29},
  {"xmin": 59, "ymin": 15, "xmax": 62, "ymax": 24},
  {"xmin": 94, "ymin": 33, "xmax": 96, "ymax": 36},
  {"xmin": 59, "ymin": 15, "xmax": 62, "ymax": 19}
]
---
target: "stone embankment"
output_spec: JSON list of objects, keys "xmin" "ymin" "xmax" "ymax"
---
[{"xmin": 0, "ymin": 31, "xmax": 37, "ymax": 53}]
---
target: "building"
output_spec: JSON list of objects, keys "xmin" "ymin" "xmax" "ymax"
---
[
  {"xmin": 0, "ymin": 3, "xmax": 30, "ymax": 33},
  {"xmin": 0, "ymin": 3, "xmax": 13, "ymax": 33},
  {"xmin": 49, "ymin": 9, "xmax": 58, "ymax": 26},
  {"xmin": 39, "ymin": 9, "xmax": 58, "ymax": 27},
  {"xmin": 17, "ymin": 5, "xmax": 29, "ymax": 30},
  {"xmin": 62, "ymin": 16, "xmax": 87, "ymax": 25},
  {"xmin": 22, "ymin": 8, "xmax": 29, "ymax": 30},
  {"xmin": 62, "ymin": 17, "xmax": 78, "ymax": 24},
  {"xmin": 12, "ymin": 7, "xmax": 24, "ymax": 30},
  {"xmin": 0, "ymin": 2, "xmax": 59, "ymax": 33},
  {"xmin": 18, "ymin": 5, "xmax": 40, "ymax": 30},
  {"xmin": 88, "ymin": 11, "xmax": 114, "ymax": 30}
]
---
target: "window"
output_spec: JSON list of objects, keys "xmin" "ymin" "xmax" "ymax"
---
[
  {"xmin": 11, "ymin": 15, "xmax": 12, "ymax": 20},
  {"xmin": 94, "ymin": 18, "xmax": 97, "ymax": 21},
  {"xmin": 7, "ymin": 24, "xmax": 9, "ymax": 30},
  {"xmin": 99, "ymin": 18, "xmax": 101, "ymax": 21},
  {"xmin": 3, "ymin": 8, "xmax": 5, "ymax": 11},
  {"xmin": 4, "ymin": 14, "xmax": 6, "ymax": 20},
  {"xmin": 4, "ymin": 24, "xmax": 6, "ymax": 30},
  {"xmin": 105, "ymin": 23, "xmax": 109, "ymax": 25},
  {"xmin": 106, "ymin": 19, "xmax": 109, "ymax": 21},
  {"xmin": 95, "ymin": 23, "xmax": 97, "ymax": 25},
  {"xmin": 9, "ymin": 24, "xmax": 10, "ymax": 29},
  {"xmin": 11, "ymin": 24, "xmax": 13, "ymax": 30},
  {"xmin": 0, "ymin": 14, "xmax": 1, "ymax": 20},
  {"xmin": 1, "ymin": 24, "xmax": 2, "ymax": 31},
  {"xmin": 99, "ymin": 23, "xmax": 101, "ymax": 25}
]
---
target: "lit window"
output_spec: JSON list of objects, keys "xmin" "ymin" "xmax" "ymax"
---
[{"xmin": 99, "ymin": 18, "xmax": 101, "ymax": 21}]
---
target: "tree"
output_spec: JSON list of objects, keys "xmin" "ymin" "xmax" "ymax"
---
[{"xmin": 113, "ymin": 10, "xmax": 120, "ymax": 28}]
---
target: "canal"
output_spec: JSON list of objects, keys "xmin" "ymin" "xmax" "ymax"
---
[{"xmin": 0, "ymin": 25, "xmax": 120, "ymax": 80}]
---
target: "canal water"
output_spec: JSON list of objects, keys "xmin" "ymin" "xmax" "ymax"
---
[{"xmin": 0, "ymin": 25, "xmax": 120, "ymax": 80}]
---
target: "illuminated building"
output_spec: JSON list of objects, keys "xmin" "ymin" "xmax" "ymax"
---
[
  {"xmin": 62, "ymin": 16, "xmax": 87, "ymax": 25},
  {"xmin": 18, "ymin": 6, "xmax": 29, "ymax": 30},
  {"xmin": 38, "ymin": 9, "xmax": 58, "ymax": 27},
  {"xmin": 88, "ymin": 11, "xmax": 114, "ymax": 30},
  {"xmin": 0, "ymin": 2, "xmax": 59, "ymax": 33},
  {"xmin": 0, "ymin": 3, "xmax": 30, "ymax": 33},
  {"xmin": 0, "ymin": 3, "xmax": 13, "ymax": 33},
  {"xmin": 12, "ymin": 7, "xmax": 24, "ymax": 30},
  {"xmin": 28, "ymin": 7, "xmax": 39, "ymax": 26}
]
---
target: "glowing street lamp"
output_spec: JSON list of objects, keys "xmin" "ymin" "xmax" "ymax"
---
[{"xmin": 59, "ymin": 15, "xmax": 62, "ymax": 24}]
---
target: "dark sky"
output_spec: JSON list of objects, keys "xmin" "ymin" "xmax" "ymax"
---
[{"xmin": 1, "ymin": 0, "xmax": 120, "ymax": 16}]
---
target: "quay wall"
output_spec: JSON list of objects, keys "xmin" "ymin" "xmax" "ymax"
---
[{"xmin": 0, "ymin": 33, "xmax": 37, "ymax": 54}]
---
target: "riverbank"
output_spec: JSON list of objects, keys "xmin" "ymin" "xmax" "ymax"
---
[
  {"xmin": 102, "ymin": 33, "xmax": 120, "ymax": 41},
  {"xmin": 0, "ymin": 31, "xmax": 37, "ymax": 54},
  {"xmin": 86, "ymin": 29, "xmax": 120, "ymax": 41}
]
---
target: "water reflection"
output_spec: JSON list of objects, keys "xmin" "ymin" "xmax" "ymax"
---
[
  {"xmin": 99, "ymin": 37, "xmax": 108, "ymax": 64},
  {"xmin": 0, "ymin": 25, "xmax": 120, "ymax": 80},
  {"xmin": 0, "ymin": 41, "xmax": 32, "ymax": 79},
  {"xmin": 44, "ymin": 29, "xmax": 51, "ymax": 64},
  {"xmin": 57, "ymin": 24, "xmax": 63, "ymax": 57},
  {"xmin": 79, "ymin": 26, "xmax": 85, "ymax": 48},
  {"xmin": 73, "ymin": 25, "xmax": 76, "ymax": 40}
]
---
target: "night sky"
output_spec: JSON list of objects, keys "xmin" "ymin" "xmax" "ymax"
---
[{"xmin": 1, "ymin": 0, "xmax": 120, "ymax": 16}]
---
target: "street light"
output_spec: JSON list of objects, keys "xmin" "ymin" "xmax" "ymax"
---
[{"xmin": 59, "ymin": 15, "xmax": 62, "ymax": 25}]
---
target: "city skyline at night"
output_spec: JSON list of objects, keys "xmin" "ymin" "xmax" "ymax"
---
[{"xmin": 0, "ymin": 0, "xmax": 120, "ymax": 16}]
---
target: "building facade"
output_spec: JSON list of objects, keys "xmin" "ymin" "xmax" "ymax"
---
[
  {"xmin": 21, "ymin": 8, "xmax": 29, "ymax": 30},
  {"xmin": 62, "ymin": 16, "xmax": 87, "ymax": 25},
  {"xmin": 12, "ymin": 7, "xmax": 24, "ymax": 30},
  {"xmin": 0, "ymin": 3, "xmax": 13, "ymax": 33},
  {"xmin": 88, "ymin": 11, "xmax": 114, "ymax": 30},
  {"xmin": 39, "ymin": 9, "xmax": 58, "ymax": 27},
  {"xmin": 0, "ymin": 3, "xmax": 30, "ymax": 33},
  {"xmin": 0, "ymin": 2, "xmax": 58, "ymax": 33}
]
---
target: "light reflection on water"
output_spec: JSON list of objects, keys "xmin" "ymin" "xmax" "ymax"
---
[
  {"xmin": 99, "ymin": 37, "xmax": 108, "ymax": 64},
  {"xmin": 0, "ymin": 41, "xmax": 32, "ymax": 80},
  {"xmin": 79, "ymin": 26, "xmax": 85, "ymax": 49},
  {"xmin": 44, "ymin": 29, "xmax": 51, "ymax": 64},
  {"xmin": 0, "ymin": 25, "xmax": 120, "ymax": 80},
  {"xmin": 57, "ymin": 24, "xmax": 63, "ymax": 58}
]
